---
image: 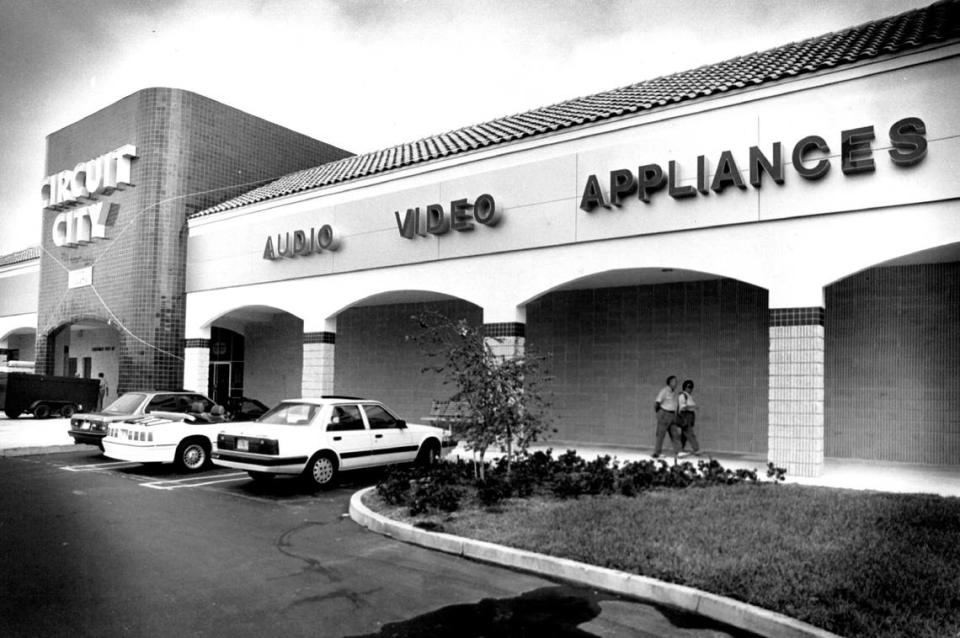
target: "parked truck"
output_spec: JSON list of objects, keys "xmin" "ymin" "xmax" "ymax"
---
[{"xmin": 0, "ymin": 372, "xmax": 100, "ymax": 419}]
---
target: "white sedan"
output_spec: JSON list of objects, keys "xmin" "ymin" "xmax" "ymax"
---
[
  {"xmin": 102, "ymin": 409, "xmax": 227, "ymax": 472},
  {"xmin": 211, "ymin": 397, "xmax": 457, "ymax": 487}
]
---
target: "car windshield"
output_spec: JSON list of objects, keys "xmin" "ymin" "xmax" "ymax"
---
[
  {"xmin": 256, "ymin": 402, "xmax": 320, "ymax": 426},
  {"xmin": 103, "ymin": 393, "xmax": 147, "ymax": 414}
]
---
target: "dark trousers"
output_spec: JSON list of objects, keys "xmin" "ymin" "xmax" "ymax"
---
[
  {"xmin": 654, "ymin": 410, "xmax": 681, "ymax": 455},
  {"xmin": 679, "ymin": 411, "xmax": 699, "ymax": 452}
]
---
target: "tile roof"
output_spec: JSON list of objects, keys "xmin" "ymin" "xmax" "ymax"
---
[
  {"xmin": 194, "ymin": 0, "xmax": 960, "ymax": 218},
  {"xmin": 0, "ymin": 246, "xmax": 40, "ymax": 268}
]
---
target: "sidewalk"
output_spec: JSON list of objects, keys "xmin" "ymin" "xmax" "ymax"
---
[
  {"xmin": 0, "ymin": 416, "xmax": 77, "ymax": 456},
  {"xmin": 3, "ymin": 416, "xmax": 960, "ymax": 498}
]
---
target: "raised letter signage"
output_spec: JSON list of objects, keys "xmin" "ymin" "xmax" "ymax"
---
[
  {"xmin": 394, "ymin": 194, "xmax": 501, "ymax": 239},
  {"xmin": 263, "ymin": 224, "xmax": 340, "ymax": 260},
  {"xmin": 579, "ymin": 117, "xmax": 927, "ymax": 212}
]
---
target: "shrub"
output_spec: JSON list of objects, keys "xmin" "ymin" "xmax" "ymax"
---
[
  {"xmin": 476, "ymin": 474, "xmax": 513, "ymax": 507},
  {"xmin": 408, "ymin": 475, "xmax": 465, "ymax": 515}
]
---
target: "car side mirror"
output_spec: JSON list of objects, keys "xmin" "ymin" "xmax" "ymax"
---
[
  {"xmin": 396, "ymin": 419, "xmax": 407, "ymax": 429},
  {"xmin": 330, "ymin": 416, "xmax": 341, "ymax": 425}
]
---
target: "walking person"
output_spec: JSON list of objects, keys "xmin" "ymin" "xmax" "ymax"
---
[
  {"xmin": 652, "ymin": 375, "xmax": 682, "ymax": 458},
  {"xmin": 678, "ymin": 379, "xmax": 700, "ymax": 457},
  {"xmin": 97, "ymin": 373, "xmax": 109, "ymax": 411}
]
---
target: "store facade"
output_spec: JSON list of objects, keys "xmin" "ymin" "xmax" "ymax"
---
[
  {"xmin": 33, "ymin": 88, "xmax": 350, "ymax": 397},
  {"xmin": 0, "ymin": 2, "xmax": 956, "ymax": 476},
  {"xmin": 183, "ymin": 3, "xmax": 960, "ymax": 476}
]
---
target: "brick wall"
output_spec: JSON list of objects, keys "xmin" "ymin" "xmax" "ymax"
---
[
  {"xmin": 526, "ymin": 280, "xmax": 769, "ymax": 453},
  {"xmin": 244, "ymin": 314, "xmax": 304, "ymax": 408},
  {"xmin": 36, "ymin": 88, "xmax": 351, "ymax": 394},
  {"xmin": 825, "ymin": 262, "xmax": 960, "ymax": 464},
  {"xmin": 335, "ymin": 300, "xmax": 483, "ymax": 421}
]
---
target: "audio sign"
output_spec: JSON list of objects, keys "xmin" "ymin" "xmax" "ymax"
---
[
  {"xmin": 263, "ymin": 224, "xmax": 340, "ymax": 260},
  {"xmin": 579, "ymin": 117, "xmax": 927, "ymax": 211}
]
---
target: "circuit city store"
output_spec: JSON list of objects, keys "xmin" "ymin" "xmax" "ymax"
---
[{"xmin": 6, "ymin": 2, "xmax": 959, "ymax": 477}]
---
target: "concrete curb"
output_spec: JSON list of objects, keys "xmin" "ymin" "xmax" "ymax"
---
[
  {"xmin": 1, "ymin": 445, "xmax": 81, "ymax": 457},
  {"xmin": 349, "ymin": 487, "xmax": 842, "ymax": 638}
]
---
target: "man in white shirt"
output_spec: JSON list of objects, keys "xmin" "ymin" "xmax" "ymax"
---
[{"xmin": 652, "ymin": 375, "xmax": 681, "ymax": 458}]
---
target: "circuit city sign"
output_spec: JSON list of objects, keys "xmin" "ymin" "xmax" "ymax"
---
[
  {"xmin": 579, "ymin": 117, "xmax": 927, "ymax": 211},
  {"xmin": 41, "ymin": 145, "xmax": 137, "ymax": 247}
]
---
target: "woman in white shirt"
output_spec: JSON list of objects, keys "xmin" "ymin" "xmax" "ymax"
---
[{"xmin": 678, "ymin": 379, "xmax": 700, "ymax": 455}]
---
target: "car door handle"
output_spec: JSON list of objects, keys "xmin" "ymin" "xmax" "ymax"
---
[
  {"xmin": 375, "ymin": 434, "xmax": 383, "ymax": 439},
  {"xmin": 333, "ymin": 436, "xmax": 342, "ymax": 441}
]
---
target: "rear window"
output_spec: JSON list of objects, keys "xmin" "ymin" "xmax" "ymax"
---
[
  {"xmin": 257, "ymin": 402, "xmax": 320, "ymax": 426},
  {"xmin": 103, "ymin": 393, "xmax": 147, "ymax": 414}
]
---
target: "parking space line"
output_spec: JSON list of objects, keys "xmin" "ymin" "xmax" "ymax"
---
[
  {"xmin": 142, "ymin": 473, "xmax": 249, "ymax": 490},
  {"xmin": 62, "ymin": 461, "xmax": 142, "ymax": 472}
]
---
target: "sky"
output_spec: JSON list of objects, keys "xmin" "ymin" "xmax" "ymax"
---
[{"xmin": 0, "ymin": 0, "xmax": 930, "ymax": 255}]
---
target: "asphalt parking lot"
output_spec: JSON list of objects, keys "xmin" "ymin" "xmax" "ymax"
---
[{"xmin": 0, "ymin": 448, "xmax": 759, "ymax": 637}]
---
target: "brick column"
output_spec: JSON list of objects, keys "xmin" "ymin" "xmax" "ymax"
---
[
  {"xmin": 483, "ymin": 322, "xmax": 525, "ymax": 360},
  {"xmin": 768, "ymin": 307, "xmax": 824, "ymax": 477},
  {"xmin": 183, "ymin": 339, "xmax": 211, "ymax": 394},
  {"xmin": 302, "ymin": 332, "xmax": 336, "ymax": 397}
]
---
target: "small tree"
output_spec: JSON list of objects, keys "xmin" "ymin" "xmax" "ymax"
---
[{"xmin": 411, "ymin": 311, "xmax": 553, "ymax": 479}]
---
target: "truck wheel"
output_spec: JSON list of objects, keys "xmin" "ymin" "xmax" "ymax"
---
[
  {"xmin": 60, "ymin": 404, "xmax": 76, "ymax": 418},
  {"xmin": 33, "ymin": 404, "xmax": 51, "ymax": 419},
  {"xmin": 4, "ymin": 408, "xmax": 21, "ymax": 419}
]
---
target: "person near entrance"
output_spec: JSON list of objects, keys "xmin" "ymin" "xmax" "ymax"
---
[
  {"xmin": 652, "ymin": 375, "xmax": 681, "ymax": 458},
  {"xmin": 678, "ymin": 379, "xmax": 700, "ymax": 456},
  {"xmin": 97, "ymin": 373, "xmax": 109, "ymax": 411}
]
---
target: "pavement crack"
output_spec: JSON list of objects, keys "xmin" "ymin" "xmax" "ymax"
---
[
  {"xmin": 275, "ymin": 520, "xmax": 342, "ymax": 582},
  {"xmin": 285, "ymin": 587, "xmax": 379, "ymax": 612}
]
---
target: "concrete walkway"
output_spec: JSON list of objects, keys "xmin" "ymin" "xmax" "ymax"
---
[{"xmin": 3, "ymin": 415, "xmax": 960, "ymax": 498}]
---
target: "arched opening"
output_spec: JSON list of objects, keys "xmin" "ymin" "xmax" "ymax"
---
[
  {"xmin": 1, "ymin": 327, "xmax": 37, "ymax": 371},
  {"xmin": 208, "ymin": 306, "xmax": 303, "ymax": 408},
  {"xmin": 334, "ymin": 291, "xmax": 482, "ymax": 421},
  {"xmin": 46, "ymin": 319, "xmax": 119, "ymax": 402},
  {"xmin": 825, "ymin": 244, "xmax": 960, "ymax": 464},
  {"xmin": 525, "ymin": 268, "xmax": 769, "ymax": 455}
]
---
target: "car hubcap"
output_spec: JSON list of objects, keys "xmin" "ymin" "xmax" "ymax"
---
[
  {"xmin": 312, "ymin": 458, "xmax": 333, "ymax": 483},
  {"xmin": 184, "ymin": 445, "xmax": 204, "ymax": 469}
]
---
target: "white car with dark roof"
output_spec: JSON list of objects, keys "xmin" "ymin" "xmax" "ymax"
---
[{"xmin": 211, "ymin": 396, "xmax": 457, "ymax": 487}]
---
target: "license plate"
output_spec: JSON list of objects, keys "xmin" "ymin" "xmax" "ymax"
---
[
  {"xmin": 81, "ymin": 423, "xmax": 90, "ymax": 430},
  {"xmin": 237, "ymin": 439, "xmax": 249, "ymax": 451}
]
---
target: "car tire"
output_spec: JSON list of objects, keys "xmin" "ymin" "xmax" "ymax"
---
[
  {"xmin": 33, "ymin": 404, "xmax": 51, "ymax": 419},
  {"xmin": 4, "ymin": 408, "xmax": 21, "ymax": 419},
  {"xmin": 175, "ymin": 438, "xmax": 210, "ymax": 472},
  {"xmin": 247, "ymin": 471, "xmax": 275, "ymax": 482},
  {"xmin": 303, "ymin": 452, "xmax": 338, "ymax": 489},
  {"xmin": 60, "ymin": 404, "xmax": 76, "ymax": 418},
  {"xmin": 416, "ymin": 440, "xmax": 441, "ymax": 467}
]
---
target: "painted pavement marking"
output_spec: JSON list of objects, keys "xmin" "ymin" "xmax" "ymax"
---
[
  {"xmin": 61, "ymin": 461, "xmax": 142, "ymax": 472},
  {"xmin": 142, "ymin": 472, "xmax": 249, "ymax": 490}
]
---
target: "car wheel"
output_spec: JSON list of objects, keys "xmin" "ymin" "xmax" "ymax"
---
[
  {"xmin": 247, "ymin": 471, "xmax": 275, "ymax": 482},
  {"xmin": 60, "ymin": 404, "xmax": 76, "ymax": 418},
  {"xmin": 175, "ymin": 439, "xmax": 210, "ymax": 472},
  {"xmin": 416, "ymin": 440, "xmax": 441, "ymax": 467},
  {"xmin": 304, "ymin": 453, "xmax": 338, "ymax": 489},
  {"xmin": 33, "ymin": 404, "xmax": 51, "ymax": 419},
  {"xmin": 4, "ymin": 408, "xmax": 21, "ymax": 419}
]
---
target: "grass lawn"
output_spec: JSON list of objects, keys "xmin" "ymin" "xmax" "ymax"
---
[{"xmin": 365, "ymin": 484, "xmax": 960, "ymax": 638}]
